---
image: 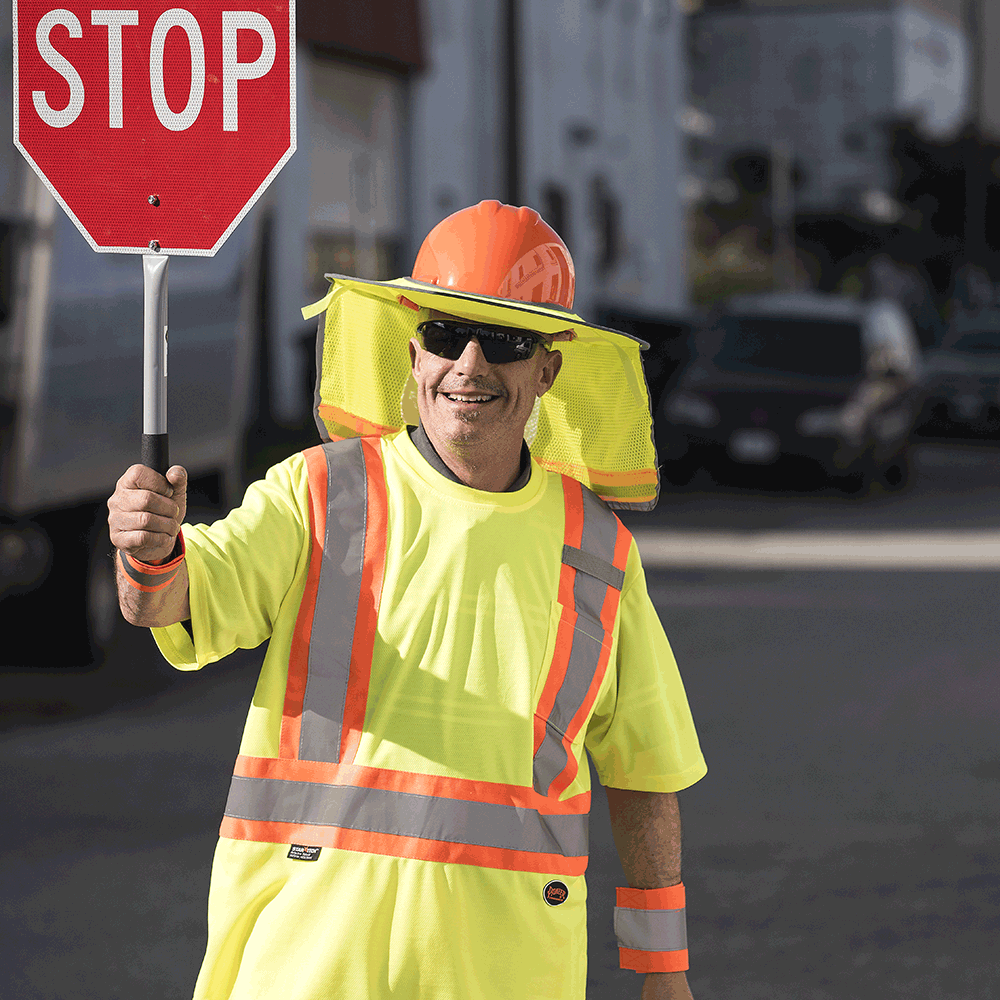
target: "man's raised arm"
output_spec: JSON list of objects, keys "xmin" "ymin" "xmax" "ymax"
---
[{"xmin": 107, "ymin": 464, "xmax": 190, "ymax": 627}]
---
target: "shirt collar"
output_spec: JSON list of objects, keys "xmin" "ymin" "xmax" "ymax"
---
[{"xmin": 408, "ymin": 422, "xmax": 532, "ymax": 492}]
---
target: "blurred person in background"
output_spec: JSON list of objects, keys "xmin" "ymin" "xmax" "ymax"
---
[{"xmin": 107, "ymin": 201, "xmax": 706, "ymax": 1000}]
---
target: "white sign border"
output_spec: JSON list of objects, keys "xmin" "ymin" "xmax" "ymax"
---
[{"xmin": 12, "ymin": 0, "xmax": 297, "ymax": 257}]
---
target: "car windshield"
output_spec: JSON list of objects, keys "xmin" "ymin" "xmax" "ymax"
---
[
  {"xmin": 943, "ymin": 329, "xmax": 1000, "ymax": 354},
  {"xmin": 704, "ymin": 316, "xmax": 864, "ymax": 378}
]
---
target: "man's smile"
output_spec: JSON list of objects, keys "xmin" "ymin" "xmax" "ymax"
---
[
  {"xmin": 438, "ymin": 386, "xmax": 504, "ymax": 408},
  {"xmin": 442, "ymin": 392, "xmax": 499, "ymax": 402}
]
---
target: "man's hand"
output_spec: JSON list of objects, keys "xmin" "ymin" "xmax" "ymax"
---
[
  {"xmin": 108, "ymin": 464, "xmax": 191, "ymax": 627},
  {"xmin": 108, "ymin": 464, "xmax": 187, "ymax": 564}
]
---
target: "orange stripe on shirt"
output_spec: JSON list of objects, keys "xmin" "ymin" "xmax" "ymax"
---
[
  {"xmin": 547, "ymin": 525, "xmax": 631, "ymax": 797},
  {"xmin": 554, "ymin": 523, "xmax": 633, "ymax": 784},
  {"xmin": 232, "ymin": 755, "xmax": 591, "ymax": 816},
  {"xmin": 338, "ymin": 436, "xmax": 388, "ymax": 765},
  {"xmin": 533, "ymin": 477, "xmax": 585, "ymax": 754},
  {"xmin": 280, "ymin": 446, "xmax": 329, "ymax": 760}
]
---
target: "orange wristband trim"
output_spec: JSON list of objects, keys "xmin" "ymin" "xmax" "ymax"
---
[
  {"xmin": 119, "ymin": 533, "xmax": 185, "ymax": 591},
  {"xmin": 615, "ymin": 882, "xmax": 688, "ymax": 973},
  {"xmin": 618, "ymin": 946, "xmax": 689, "ymax": 973},
  {"xmin": 616, "ymin": 883, "xmax": 685, "ymax": 910}
]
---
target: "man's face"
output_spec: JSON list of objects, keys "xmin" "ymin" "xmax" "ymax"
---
[{"xmin": 408, "ymin": 311, "xmax": 563, "ymax": 455}]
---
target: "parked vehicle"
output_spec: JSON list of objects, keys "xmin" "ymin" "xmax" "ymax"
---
[
  {"xmin": 596, "ymin": 307, "xmax": 700, "ymax": 414},
  {"xmin": 914, "ymin": 309, "xmax": 1000, "ymax": 439},
  {"xmin": 656, "ymin": 292, "xmax": 924, "ymax": 493}
]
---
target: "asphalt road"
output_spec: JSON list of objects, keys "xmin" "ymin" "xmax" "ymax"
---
[{"xmin": 2, "ymin": 442, "xmax": 999, "ymax": 1000}]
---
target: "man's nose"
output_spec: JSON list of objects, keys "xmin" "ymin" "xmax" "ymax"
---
[{"xmin": 453, "ymin": 336, "xmax": 492, "ymax": 375}]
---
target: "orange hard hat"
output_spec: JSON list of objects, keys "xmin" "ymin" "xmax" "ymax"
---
[{"xmin": 411, "ymin": 200, "xmax": 576, "ymax": 310}]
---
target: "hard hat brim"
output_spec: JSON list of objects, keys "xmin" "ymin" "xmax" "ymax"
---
[{"xmin": 323, "ymin": 273, "xmax": 650, "ymax": 350}]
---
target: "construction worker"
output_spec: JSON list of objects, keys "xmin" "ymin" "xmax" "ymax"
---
[{"xmin": 108, "ymin": 201, "xmax": 707, "ymax": 1000}]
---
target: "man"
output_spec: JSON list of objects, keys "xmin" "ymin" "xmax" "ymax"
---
[{"xmin": 108, "ymin": 201, "xmax": 707, "ymax": 1000}]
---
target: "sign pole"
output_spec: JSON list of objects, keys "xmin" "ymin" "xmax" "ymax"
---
[
  {"xmin": 141, "ymin": 253, "xmax": 169, "ymax": 474},
  {"xmin": 15, "ymin": 0, "xmax": 295, "ymax": 476}
]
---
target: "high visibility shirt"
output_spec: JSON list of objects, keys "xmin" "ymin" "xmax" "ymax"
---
[{"xmin": 152, "ymin": 428, "xmax": 707, "ymax": 1000}]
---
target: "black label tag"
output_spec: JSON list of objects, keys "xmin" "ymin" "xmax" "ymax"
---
[
  {"xmin": 287, "ymin": 844, "xmax": 322, "ymax": 861},
  {"xmin": 543, "ymin": 880, "xmax": 569, "ymax": 906}
]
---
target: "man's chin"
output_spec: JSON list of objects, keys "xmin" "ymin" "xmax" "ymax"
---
[
  {"xmin": 434, "ymin": 399, "xmax": 496, "ymax": 429},
  {"xmin": 441, "ymin": 412, "xmax": 488, "ymax": 438}
]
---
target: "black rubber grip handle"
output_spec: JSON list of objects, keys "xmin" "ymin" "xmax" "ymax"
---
[{"xmin": 141, "ymin": 433, "xmax": 170, "ymax": 475}]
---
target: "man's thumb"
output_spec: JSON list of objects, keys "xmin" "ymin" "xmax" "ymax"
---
[{"xmin": 165, "ymin": 466, "xmax": 188, "ymax": 515}]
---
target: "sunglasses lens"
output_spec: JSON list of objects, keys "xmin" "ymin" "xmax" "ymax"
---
[
  {"xmin": 418, "ymin": 325, "xmax": 466, "ymax": 360},
  {"xmin": 418, "ymin": 322, "xmax": 540, "ymax": 364},
  {"xmin": 480, "ymin": 332, "xmax": 538, "ymax": 363}
]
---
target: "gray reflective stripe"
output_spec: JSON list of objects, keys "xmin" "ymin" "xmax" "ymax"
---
[
  {"xmin": 614, "ymin": 906, "xmax": 688, "ymax": 952},
  {"xmin": 532, "ymin": 610, "xmax": 606, "ymax": 794},
  {"xmin": 575, "ymin": 487, "xmax": 620, "ymax": 621},
  {"xmin": 561, "ymin": 544, "xmax": 625, "ymax": 591},
  {"xmin": 299, "ymin": 438, "xmax": 369, "ymax": 762},
  {"xmin": 225, "ymin": 775, "xmax": 589, "ymax": 858},
  {"xmin": 118, "ymin": 551, "xmax": 176, "ymax": 588},
  {"xmin": 547, "ymin": 610, "xmax": 605, "ymax": 738},
  {"xmin": 533, "ymin": 486, "xmax": 623, "ymax": 795},
  {"xmin": 532, "ymin": 730, "xmax": 569, "ymax": 796}
]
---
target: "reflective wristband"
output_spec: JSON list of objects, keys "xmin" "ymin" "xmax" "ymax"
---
[
  {"xmin": 118, "ymin": 532, "xmax": 185, "ymax": 592},
  {"xmin": 614, "ymin": 882, "xmax": 688, "ymax": 973}
]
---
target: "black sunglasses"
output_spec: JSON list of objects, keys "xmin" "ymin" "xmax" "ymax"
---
[{"xmin": 416, "ymin": 320, "xmax": 546, "ymax": 364}]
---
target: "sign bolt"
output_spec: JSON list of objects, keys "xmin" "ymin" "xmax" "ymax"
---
[
  {"xmin": 148, "ymin": 240, "xmax": 161, "ymax": 252},
  {"xmin": 148, "ymin": 194, "xmax": 160, "ymax": 206}
]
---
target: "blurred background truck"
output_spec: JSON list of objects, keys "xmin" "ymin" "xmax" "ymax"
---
[
  {"xmin": 0, "ymin": 0, "xmax": 692, "ymax": 665},
  {"xmin": 4, "ymin": 0, "xmax": 1000, "ymax": 668}
]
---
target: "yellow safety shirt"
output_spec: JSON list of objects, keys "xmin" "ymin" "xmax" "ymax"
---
[{"xmin": 153, "ymin": 428, "xmax": 706, "ymax": 1000}]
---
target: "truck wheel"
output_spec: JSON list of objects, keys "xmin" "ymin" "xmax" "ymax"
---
[
  {"xmin": 837, "ymin": 463, "xmax": 872, "ymax": 497},
  {"xmin": 2, "ymin": 504, "xmax": 123, "ymax": 668},
  {"xmin": 0, "ymin": 507, "xmax": 89, "ymax": 667},
  {"xmin": 878, "ymin": 448, "xmax": 911, "ymax": 493}
]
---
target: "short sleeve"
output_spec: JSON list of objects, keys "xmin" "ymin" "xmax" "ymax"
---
[
  {"xmin": 585, "ymin": 539, "xmax": 707, "ymax": 793},
  {"xmin": 151, "ymin": 452, "xmax": 311, "ymax": 671}
]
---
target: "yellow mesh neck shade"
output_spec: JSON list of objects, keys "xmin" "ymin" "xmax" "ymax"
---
[{"xmin": 302, "ymin": 283, "xmax": 659, "ymax": 510}]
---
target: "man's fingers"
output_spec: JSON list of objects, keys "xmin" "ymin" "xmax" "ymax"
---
[
  {"xmin": 118, "ymin": 463, "xmax": 174, "ymax": 497},
  {"xmin": 109, "ymin": 510, "xmax": 180, "ymax": 548},
  {"xmin": 114, "ymin": 485, "xmax": 178, "ymax": 517},
  {"xmin": 112, "ymin": 508, "xmax": 181, "ymax": 537}
]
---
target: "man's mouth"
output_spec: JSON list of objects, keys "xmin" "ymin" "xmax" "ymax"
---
[{"xmin": 440, "ymin": 391, "xmax": 500, "ymax": 404}]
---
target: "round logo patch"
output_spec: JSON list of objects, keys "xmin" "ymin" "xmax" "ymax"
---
[{"xmin": 543, "ymin": 880, "xmax": 569, "ymax": 906}]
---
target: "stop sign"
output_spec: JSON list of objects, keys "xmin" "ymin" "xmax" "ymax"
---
[{"xmin": 13, "ymin": 0, "xmax": 294, "ymax": 255}]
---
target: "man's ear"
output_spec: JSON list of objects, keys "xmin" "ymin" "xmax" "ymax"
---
[
  {"xmin": 536, "ymin": 348, "xmax": 563, "ymax": 397},
  {"xmin": 408, "ymin": 338, "xmax": 419, "ymax": 372}
]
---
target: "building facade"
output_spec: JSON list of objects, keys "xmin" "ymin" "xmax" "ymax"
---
[
  {"xmin": 411, "ymin": 0, "xmax": 690, "ymax": 319},
  {"xmin": 688, "ymin": 1, "xmax": 970, "ymax": 219}
]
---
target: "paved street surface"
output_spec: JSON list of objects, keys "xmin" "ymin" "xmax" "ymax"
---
[{"xmin": 2, "ymin": 443, "xmax": 999, "ymax": 1000}]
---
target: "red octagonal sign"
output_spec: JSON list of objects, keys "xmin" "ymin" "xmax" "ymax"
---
[{"xmin": 13, "ymin": 0, "xmax": 295, "ymax": 255}]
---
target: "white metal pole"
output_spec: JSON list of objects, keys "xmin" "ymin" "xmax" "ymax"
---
[{"xmin": 142, "ymin": 253, "xmax": 170, "ymax": 473}]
